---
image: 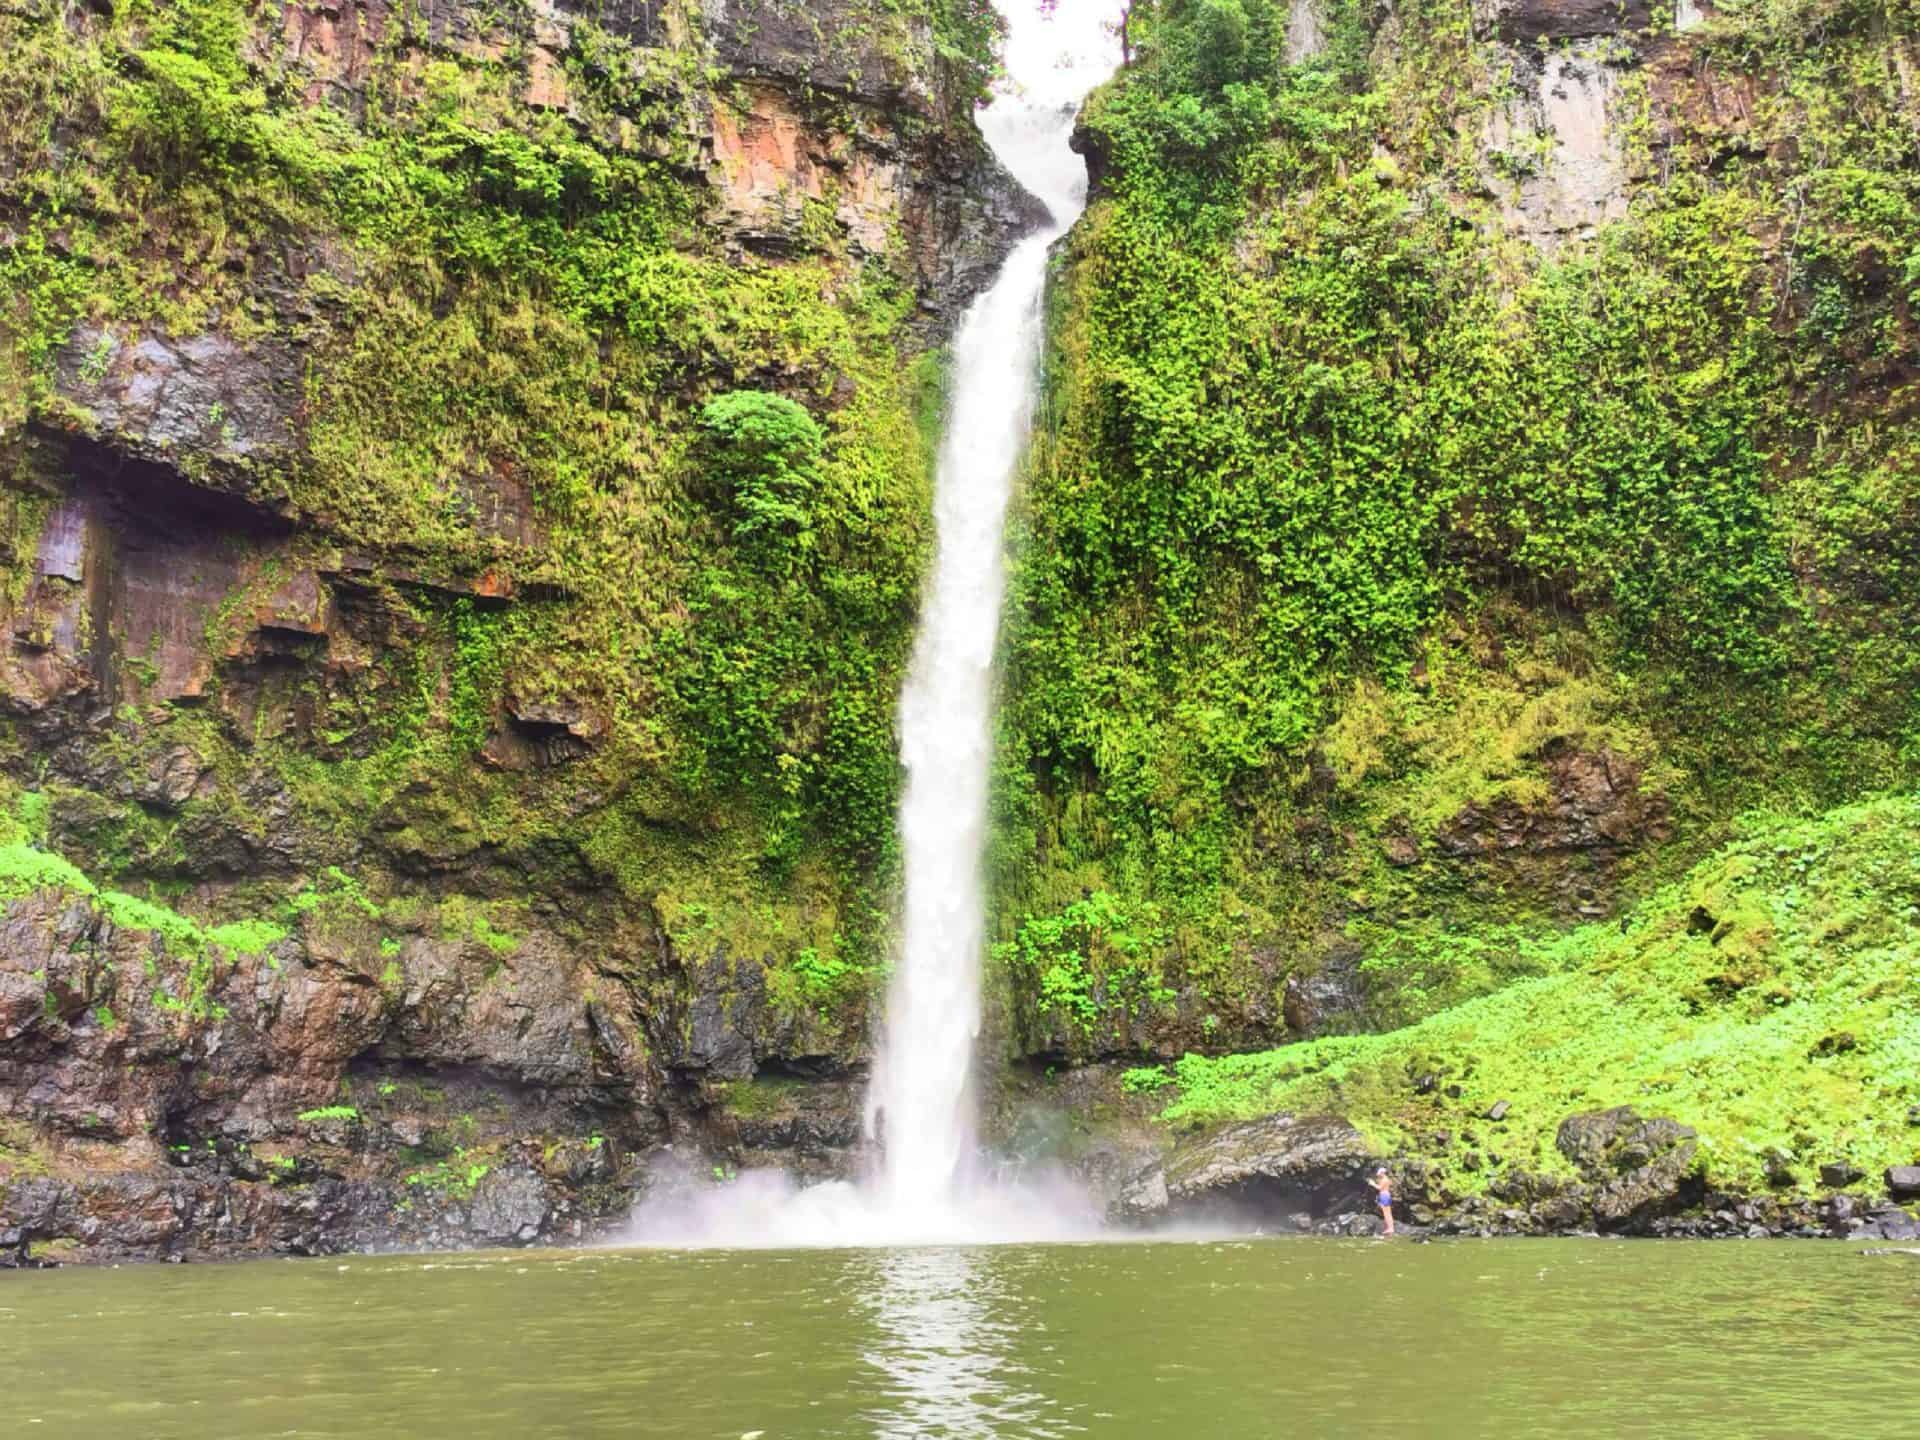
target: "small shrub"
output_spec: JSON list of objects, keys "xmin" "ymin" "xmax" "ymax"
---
[{"xmin": 296, "ymin": 1105, "xmax": 359, "ymax": 1124}]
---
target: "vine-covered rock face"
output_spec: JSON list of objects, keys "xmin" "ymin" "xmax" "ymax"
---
[
  {"xmin": 2, "ymin": 0, "xmax": 1918, "ymax": 1264},
  {"xmin": 0, "ymin": 0, "xmax": 1016, "ymax": 1262},
  {"xmin": 986, "ymin": 0, "xmax": 1920, "ymax": 1060}
]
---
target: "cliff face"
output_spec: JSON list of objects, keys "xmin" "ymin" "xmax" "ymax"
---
[
  {"xmin": 0, "ymin": 0, "xmax": 1032, "ymax": 1262},
  {"xmin": 990, "ymin": 0, "xmax": 1919, "ymax": 1064},
  {"xmin": 2, "ymin": 0, "xmax": 1917, "ymax": 1265}
]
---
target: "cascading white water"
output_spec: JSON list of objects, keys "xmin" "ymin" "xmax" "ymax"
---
[
  {"xmin": 625, "ymin": 0, "xmax": 1118, "ymax": 1248},
  {"xmin": 869, "ymin": 0, "xmax": 1120, "ymax": 1217}
]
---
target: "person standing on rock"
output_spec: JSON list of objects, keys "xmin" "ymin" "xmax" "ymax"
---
[{"xmin": 1373, "ymin": 1168, "xmax": 1396, "ymax": 1237}]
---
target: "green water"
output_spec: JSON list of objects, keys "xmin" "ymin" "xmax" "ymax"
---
[{"xmin": 6, "ymin": 1239, "xmax": 1915, "ymax": 1437}]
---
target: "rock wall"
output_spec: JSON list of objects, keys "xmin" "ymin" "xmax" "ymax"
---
[
  {"xmin": 0, "ymin": 0, "xmax": 1024, "ymax": 1264},
  {"xmin": 4, "ymin": 0, "xmax": 1917, "ymax": 1263},
  {"xmin": 999, "ymin": 0, "xmax": 1920, "ymax": 1068}
]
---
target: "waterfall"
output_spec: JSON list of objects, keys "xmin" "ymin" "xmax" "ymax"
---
[
  {"xmin": 869, "ymin": 0, "xmax": 1119, "ymax": 1214},
  {"xmin": 626, "ymin": 0, "xmax": 1118, "ymax": 1248}
]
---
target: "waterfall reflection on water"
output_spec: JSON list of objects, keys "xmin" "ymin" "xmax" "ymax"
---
[
  {"xmin": 859, "ymin": 1247, "xmax": 1067, "ymax": 1440},
  {"xmin": 10, "ymin": 1239, "xmax": 1920, "ymax": 1436}
]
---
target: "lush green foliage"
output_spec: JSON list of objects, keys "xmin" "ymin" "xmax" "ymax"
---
[
  {"xmin": 3, "ymin": 0, "xmax": 1916, "ymax": 1081},
  {"xmin": 994, "ymin": 890, "xmax": 1173, "ymax": 1035},
  {"xmin": 701, "ymin": 392, "xmax": 828, "ymax": 567},
  {"xmin": 991, "ymin": 0, "xmax": 1920, "ymax": 1033},
  {"xmin": 0, "ymin": 0, "xmax": 996, "ymax": 1000},
  {"xmin": 1154, "ymin": 794, "xmax": 1920, "ymax": 1194}
]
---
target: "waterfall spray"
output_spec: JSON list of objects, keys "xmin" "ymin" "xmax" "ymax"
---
[{"xmin": 627, "ymin": 0, "xmax": 1118, "ymax": 1248}]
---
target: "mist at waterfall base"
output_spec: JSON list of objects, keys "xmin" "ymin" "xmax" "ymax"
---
[{"xmin": 624, "ymin": 3, "xmax": 1121, "ymax": 1250}]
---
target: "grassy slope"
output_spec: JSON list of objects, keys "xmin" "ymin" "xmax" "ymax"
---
[{"xmin": 1144, "ymin": 795, "xmax": 1920, "ymax": 1195}]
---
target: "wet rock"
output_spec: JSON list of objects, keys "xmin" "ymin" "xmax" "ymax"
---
[
  {"xmin": 1482, "ymin": 0, "xmax": 1655, "ymax": 42},
  {"xmin": 1556, "ymin": 1106, "xmax": 1702, "ymax": 1231},
  {"xmin": 1282, "ymin": 949, "xmax": 1365, "ymax": 1036},
  {"xmin": 700, "ymin": 0, "xmax": 1042, "ymax": 336},
  {"xmin": 660, "ymin": 952, "xmax": 762, "ymax": 1081},
  {"xmin": 1, "ymin": 1177, "xmax": 80, "ymax": 1256},
  {"xmin": 1438, "ymin": 749, "xmax": 1665, "ymax": 858},
  {"xmin": 726, "ymin": 1074, "xmax": 865, "ymax": 1181},
  {"xmin": 1533, "ymin": 1193, "xmax": 1587, "ymax": 1228},
  {"xmin": 1428, "ymin": 749, "xmax": 1668, "ymax": 920},
  {"xmin": 1151, "ymin": 1114, "xmax": 1376, "ymax": 1226},
  {"xmin": 1113, "ymin": 1163, "xmax": 1171, "ymax": 1222},
  {"xmin": 1857, "ymin": 1207, "xmax": 1920, "ymax": 1242},
  {"xmin": 0, "ymin": 882, "xmax": 658, "ymax": 1262},
  {"xmin": 484, "ymin": 695, "xmax": 607, "ymax": 770},
  {"xmin": 139, "ymin": 745, "xmax": 210, "ymax": 810},
  {"xmin": 467, "ymin": 1167, "xmax": 551, "ymax": 1245},
  {"xmin": 54, "ymin": 328, "xmax": 302, "ymax": 475}
]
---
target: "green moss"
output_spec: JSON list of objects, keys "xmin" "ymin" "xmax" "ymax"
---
[
  {"xmin": 205, "ymin": 918, "xmax": 290, "ymax": 956},
  {"xmin": 0, "ymin": 1118, "xmax": 54, "ymax": 1179},
  {"xmin": 0, "ymin": 842, "xmax": 97, "ymax": 900},
  {"xmin": 296, "ymin": 1105, "xmax": 359, "ymax": 1124},
  {"xmin": 98, "ymin": 890, "xmax": 206, "ymax": 955},
  {"xmin": 0, "ymin": 835, "xmax": 292, "ymax": 1019},
  {"xmin": 402, "ymin": 1145, "xmax": 494, "ymax": 1197},
  {"xmin": 1156, "ymin": 795, "xmax": 1920, "ymax": 1195},
  {"xmin": 0, "ymin": 0, "xmax": 959, "ymax": 978},
  {"xmin": 718, "ymin": 1076, "xmax": 805, "ymax": 1119},
  {"xmin": 992, "ymin": 0, "xmax": 1920, "ymax": 1029},
  {"xmin": 436, "ymin": 895, "xmax": 522, "ymax": 958}
]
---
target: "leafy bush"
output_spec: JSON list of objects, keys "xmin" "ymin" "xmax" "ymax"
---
[
  {"xmin": 995, "ymin": 891, "xmax": 1174, "ymax": 1036},
  {"xmin": 700, "ymin": 391, "xmax": 826, "ymax": 569}
]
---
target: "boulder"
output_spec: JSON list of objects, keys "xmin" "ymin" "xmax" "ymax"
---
[
  {"xmin": 1858, "ymin": 1207, "xmax": 1920, "ymax": 1242},
  {"xmin": 466, "ymin": 1168, "xmax": 551, "ymax": 1246},
  {"xmin": 1112, "ymin": 1164, "xmax": 1171, "ymax": 1222},
  {"xmin": 1826, "ymin": 1193, "xmax": 1859, "ymax": 1236},
  {"xmin": 1556, "ymin": 1107, "xmax": 1702, "ymax": 1231},
  {"xmin": 1149, "ymin": 1114, "xmax": 1376, "ymax": 1226},
  {"xmin": 1886, "ymin": 1166, "xmax": 1920, "ymax": 1199},
  {"xmin": 1761, "ymin": 1147, "xmax": 1798, "ymax": 1188},
  {"xmin": 1819, "ymin": 1161, "xmax": 1865, "ymax": 1189}
]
